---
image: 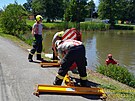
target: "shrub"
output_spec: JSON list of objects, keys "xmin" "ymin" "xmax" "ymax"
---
[
  {"xmin": 0, "ymin": 3, "xmax": 28, "ymax": 36},
  {"xmin": 96, "ymin": 65, "xmax": 135, "ymax": 88}
]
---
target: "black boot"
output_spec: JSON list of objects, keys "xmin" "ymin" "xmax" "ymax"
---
[
  {"xmin": 53, "ymin": 77, "xmax": 63, "ymax": 85},
  {"xmin": 37, "ymin": 54, "xmax": 43, "ymax": 61},
  {"xmin": 52, "ymin": 56, "xmax": 59, "ymax": 60},
  {"xmin": 28, "ymin": 54, "xmax": 33, "ymax": 62},
  {"xmin": 80, "ymin": 80, "xmax": 88, "ymax": 87}
]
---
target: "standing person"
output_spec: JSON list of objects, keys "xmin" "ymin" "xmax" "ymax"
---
[
  {"xmin": 28, "ymin": 15, "xmax": 44, "ymax": 62},
  {"xmin": 52, "ymin": 28, "xmax": 82, "ymax": 60},
  {"xmin": 53, "ymin": 39, "xmax": 87, "ymax": 87},
  {"xmin": 106, "ymin": 54, "xmax": 119, "ymax": 66}
]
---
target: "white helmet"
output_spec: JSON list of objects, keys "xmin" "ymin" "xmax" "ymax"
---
[{"xmin": 55, "ymin": 40, "xmax": 62, "ymax": 47}]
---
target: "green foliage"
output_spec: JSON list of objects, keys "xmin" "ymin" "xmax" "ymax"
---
[
  {"xmin": 65, "ymin": 0, "xmax": 87, "ymax": 22},
  {"xmin": 98, "ymin": 0, "xmax": 135, "ymax": 25},
  {"xmin": 96, "ymin": 65, "xmax": 135, "ymax": 88},
  {"xmin": 23, "ymin": 0, "xmax": 32, "ymax": 12},
  {"xmin": 42, "ymin": 21, "xmax": 110, "ymax": 31},
  {"xmin": 86, "ymin": 0, "xmax": 95, "ymax": 18},
  {"xmin": 26, "ymin": 20, "xmax": 110, "ymax": 31},
  {"xmin": 31, "ymin": 0, "xmax": 43, "ymax": 15},
  {"xmin": 98, "ymin": 0, "xmax": 116, "ymax": 26},
  {"xmin": 80, "ymin": 22, "xmax": 110, "ymax": 30},
  {"xmin": 32, "ymin": 0, "xmax": 64, "ymax": 21},
  {"xmin": 0, "ymin": 3, "xmax": 28, "ymax": 36}
]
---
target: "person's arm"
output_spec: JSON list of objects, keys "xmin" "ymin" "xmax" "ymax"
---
[
  {"xmin": 53, "ymin": 45, "xmax": 58, "ymax": 57},
  {"xmin": 32, "ymin": 23, "xmax": 36, "ymax": 36},
  {"xmin": 31, "ymin": 28, "xmax": 35, "ymax": 36},
  {"xmin": 105, "ymin": 59, "xmax": 109, "ymax": 66},
  {"xmin": 113, "ymin": 59, "xmax": 119, "ymax": 65},
  {"xmin": 52, "ymin": 37, "xmax": 59, "ymax": 57}
]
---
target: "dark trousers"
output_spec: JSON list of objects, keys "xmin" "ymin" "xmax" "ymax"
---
[
  {"xmin": 58, "ymin": 45, "xmax": 87, "ymax": 78},
  {"xmin": 31, "ymin": 34, "xmax": 42, "ymax": 54},
  {"xmin": 28, "ymin": 34, "xmax": 42, "ymax": 59}
]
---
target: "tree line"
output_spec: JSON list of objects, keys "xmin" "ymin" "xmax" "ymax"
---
[
  {"xmin": 23, "ymin": 0, "xmax": 96, "ymax": 22},
  {"xmin": 0, "ymin": 0, "xmax": 135, "ymax": 35},
  {"xmin": 98, "ymin": 0, "xmax": 135, "ymax": 26},
  {"xmin": 23, "ymin": 0, "xmax": 135, "ymax": 25}
]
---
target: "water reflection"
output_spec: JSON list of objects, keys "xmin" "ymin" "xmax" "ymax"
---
[{"xmin": 42, "ymin": 30, "xmax": 135, "ymax": 74}]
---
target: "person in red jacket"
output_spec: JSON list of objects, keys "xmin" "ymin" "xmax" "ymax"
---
[{"xmin": 106, "ymin": 54, "xmax": 119, "ymax": 66}]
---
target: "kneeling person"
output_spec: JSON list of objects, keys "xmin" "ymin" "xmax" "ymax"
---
[{"xmin": 53, "ymin": 39, "xmax": 87, "ymax": 87}]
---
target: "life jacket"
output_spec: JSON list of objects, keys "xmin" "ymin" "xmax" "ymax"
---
[{"xmin": 62, "ymin": 28, "xmax": 82, "ymax": 41}]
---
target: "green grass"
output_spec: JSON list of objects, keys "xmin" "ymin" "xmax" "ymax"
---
[
  {"xmin": 26, "ymin": 20, "xmax": 135, "ymax": 31},
  {"xmin": 26, "ymin": 20, "xmax": 110, "ymax": 31},
  {"xmin": 26, "ymin": 19, "xmax": 35, "ymax": 26},
  {"xmin": 87, "ymin": 70, "xmax": 135, "ymax": 101},
  {"xmin": 96, "ymin": 65, "xmax": 135, "ymax": 88}
]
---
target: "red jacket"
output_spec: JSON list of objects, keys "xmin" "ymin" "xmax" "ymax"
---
[{"xmin": 106, "ymin": 58, "xmax": 117, "ymax": 65}]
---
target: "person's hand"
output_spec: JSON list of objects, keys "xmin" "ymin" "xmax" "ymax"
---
[{"xmin": 58, "ymin": 59, "xmax": 62, "ymax": 65}]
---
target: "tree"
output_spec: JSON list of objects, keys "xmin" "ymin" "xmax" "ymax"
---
[
  {"xmin": 128, "ymin": 0, "xmax": 135, "ymax": 23},
  {"xmin": 23, "ymin": 0, "xmax": 32, "ymax": 12},
  {"xmin": 63, "ymin": 0, "xmax": 72, "ymax": 22},
  {"xmin": 98, "ymin": 0, "xmax": 135, "ymax": 25},
  {"xmin": 63, "ymin": 0, "xmax": 88, "ymax": 30},
  {"xmin": 0, "ymin": 3, "xmax": 28, "ymax": 36},
  {"xmin": 31, "ymin": 0, "xmax": 43, "ymax": 16},
  {"xmin": 45, "ymin": 0, "xmax": 64, "ymax": 22},
  {"xmin": 31, "ymin": 0, "xmax": 64, "ymax": 22},
  {"xmin": 64, "ymin": 0, "xmax": 87, "ymax": 22},
  {"xmin": 98, "ymin": 0, "xmax": 118, "ymax": 26},
  {"xmin": 87, "ymin": 0, "xmax": 95, "ymax": 18}
]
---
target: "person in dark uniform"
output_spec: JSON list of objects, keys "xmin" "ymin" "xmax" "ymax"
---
[
  {"xmin": 28, "ymin": 15, "xmax": 43, "ymax": 62},
  {"xmin": 53, "ymin": 39, "xmax": 87, "ymax": 87}
]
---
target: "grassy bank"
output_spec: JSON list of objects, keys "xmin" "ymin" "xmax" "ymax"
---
[
  {"xmin": 26, "ymin": 20, "xmax": 135, "ymax": 31},
  {"xmin": 26, "ymin": 20, "xmax": 110, "ymax": 31},
  {"xmin": 0, "ymin": 33, "xmax": 135, "ymax": 101}
]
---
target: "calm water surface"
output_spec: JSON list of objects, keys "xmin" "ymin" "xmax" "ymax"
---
[{"xmin": 42, "ymin": 30, "xmax": 135, "ymax": 74}]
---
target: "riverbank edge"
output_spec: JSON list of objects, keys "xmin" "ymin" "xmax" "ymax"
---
[{"xmin": 0, "ymin": 33, "xmax": 135, "ymax": 101}]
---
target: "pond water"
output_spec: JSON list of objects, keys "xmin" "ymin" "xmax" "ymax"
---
[{"xmin": 42, "ymin": 30, "xmax": 135, "ymax": 75}]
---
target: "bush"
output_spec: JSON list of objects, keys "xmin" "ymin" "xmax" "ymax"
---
[
  {"xmin": 0, "ymin": 3, "xmax": 28, "ymax": 36},
  {"xmin": 96, "ymin": 65, "xmax": 135, "ymax": 88},
  {"xmin": 80, "ymin": 22, "xmax": 110, "ymax": 31}
]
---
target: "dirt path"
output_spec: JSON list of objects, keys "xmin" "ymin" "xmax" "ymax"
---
[{"xmin": 0, "ymin": 36, "xmax": 102, "ymax": 101}]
